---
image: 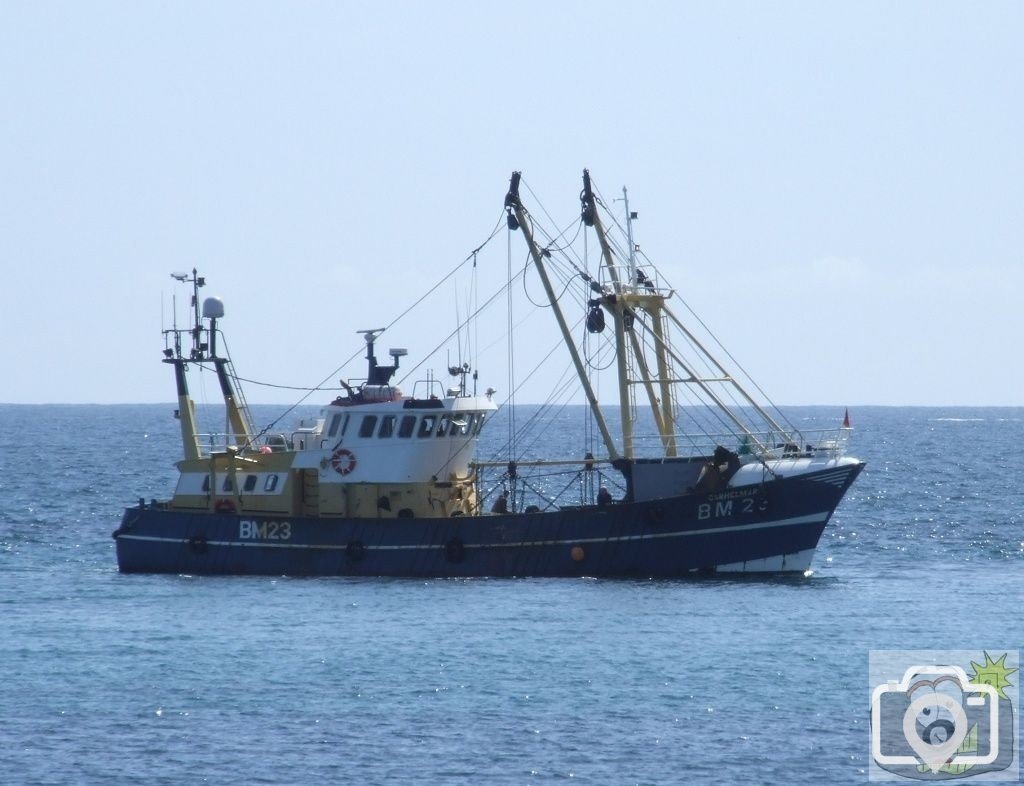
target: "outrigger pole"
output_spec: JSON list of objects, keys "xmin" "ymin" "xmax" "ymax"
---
[
  {"xmin": 505, "ymin": 172, "xmax": 621, "ymax": 463},
  {"xmin": 505, "ymin": 171, "xmax": 794, "ymax": 464}
]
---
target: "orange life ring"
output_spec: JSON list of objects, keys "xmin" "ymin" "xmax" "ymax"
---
[
  {"xmin": 214, "ymin": 498, "xmax": 237, "ymax": 514},
  {"xmin": 331, "ymin": 448, "xmax": 357, "ymax": 476}
]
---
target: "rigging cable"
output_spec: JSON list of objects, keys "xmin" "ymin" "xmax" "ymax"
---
[
  {"xmin": 506, "ymin": 219, "xmax": 517, "ymax": 492},
  {"xmin": 598, "ymin": 180, "xmax": 801, "ymax": 442},
  {"xmin": 582, "ymin": 226, "xmax": 595, "ymax": 502},
  {"xmin": 396, "ymin": 256, "xmax": 527, "ymax": 386},
  {"xmin": 471, "ymin": 250, "xmax": 479, "ymax": 393},
  {"xmin": 245, "ymin": 209, "xmax": 508, "ymax": 448},
  {"xmin": 484, "ymin": 313, "xmax": 588, "ymax": 460}
]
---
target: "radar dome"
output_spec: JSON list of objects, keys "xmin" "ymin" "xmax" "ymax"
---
[{"xmin": 202, "ymin": 297, "xmax": 225, "ymax": 319}]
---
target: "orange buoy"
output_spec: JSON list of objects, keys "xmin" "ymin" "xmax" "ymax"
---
[{"xmin": 570, "ymin": 545, "xmax": 585, "ymax": 562}]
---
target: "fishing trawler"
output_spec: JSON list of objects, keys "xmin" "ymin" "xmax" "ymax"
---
[{"xmin": 114, "ymin": 171, "xmax": 863, "ymax": 577}]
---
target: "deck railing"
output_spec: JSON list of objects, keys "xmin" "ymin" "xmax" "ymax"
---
[{"xmin": 630, "ymin": 427, "xmax": 852, "ymax": 460}]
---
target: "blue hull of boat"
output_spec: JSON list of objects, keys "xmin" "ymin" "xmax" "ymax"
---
[{"xmin": 114, "ymin": 463, "xmax": 863, "ymax": 577}]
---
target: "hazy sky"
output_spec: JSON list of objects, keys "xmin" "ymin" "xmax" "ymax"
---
[{"xmin": 2, "ymin": 2, "xmax": 1021, "ymax": 407}]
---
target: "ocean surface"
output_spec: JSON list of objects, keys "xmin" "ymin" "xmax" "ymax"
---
[{"xmin": 1, "ymin": 404, "xmax": 1021, "ymax": 785}]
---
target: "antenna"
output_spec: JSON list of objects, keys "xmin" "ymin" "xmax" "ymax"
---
[
  {"xmin": 167, "ymin": 269, "xmax": 205, "ymax": 359},
  {"xmin": 622, "ymin": 186, "xmax": 638, "ymax": 290},
  {"xmin": 202, "ymin": 296, "xmax": 225, "ymax": 357},
  {"xmin": 357, "ymin": 328, "xmax": 405, "ymax": 385},
  {"xmin": 167, "ymin": 268, "xmax": 207, "ymax": 358}
]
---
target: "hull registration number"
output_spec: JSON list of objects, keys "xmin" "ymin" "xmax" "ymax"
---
[
  {"xmin": 697, "ymin": 489, "xmax": 765, "ymax": 520},
  {"xmin": 239, "ymin": 519, "xmax": 292, "ymax": 540}
]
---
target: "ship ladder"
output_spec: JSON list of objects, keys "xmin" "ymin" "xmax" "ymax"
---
[{"xmin": 301, "ymin": 469, "xmax": 320, "ymax": 517}]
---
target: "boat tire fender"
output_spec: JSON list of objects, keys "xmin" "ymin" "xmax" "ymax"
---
[
  {"xmin": 188, "ymin": 535, "xmax": 208, "ymax": 555},
  {"xmin": 346, "ymin": 540, "xmax": 366, "ymax": 562},
  {"xmin": 445, "ymin": 539, "xmax": 465, "ymax": 563},
  {"xmin": 112, "ymin": 513, "xmax": 141, "ymax": 538}
]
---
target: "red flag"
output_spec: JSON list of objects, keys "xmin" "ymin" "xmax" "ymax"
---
[{"xmin": 842, "ymin": 408, "xmax": 851, "ymax": 429}]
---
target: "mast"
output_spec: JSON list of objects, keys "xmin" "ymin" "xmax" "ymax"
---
[
  {"xmin": 165, "ymin": 269, "xmax": 205, "ymax": 460},
  {"xmin": 622, "ymin": 186, "xmax": 638, "ymax": 289},
  {"xmin": 650, "ymin": 307, "xmax": 677, "ymax": 455},
  {"xmin": 505, "ymin": 172, "xmax": 621, "ymax": 462},
  {"xmin": 582, "ymin": 171, "xmax": 677, "ymax": 457},
  {"xmin": 505, "ymin": 171, "xmax": 794, "ymax": 465},
  {"xmin": 204, "ymin": 297, "xmax": 251, "ymax": 446},
  {"xmin": 581, "ymin": 172, "xmax": 634, "ymax": 457},
  {"xmin": 213, "ymin": 359, "xmax": 250, "ymax": 446},
  {"xmin": 165, "ymin": 269, "xmax": 255, "ymax": 456},
  {"xmin": 588, "ymin": 180, "xmax": 788, "ymax": 453},
  {"xmin": 620, "ymin": 186, "xmax": 676, "ymax": 454},
  {"xmin": 167, "ymin": 356, "xmax": 202, "ymax": 461}
]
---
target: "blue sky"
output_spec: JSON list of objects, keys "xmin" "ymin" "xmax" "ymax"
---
[{"xmin": 1, "ymin": 2, "xmax": 1021, "ymax": 406}]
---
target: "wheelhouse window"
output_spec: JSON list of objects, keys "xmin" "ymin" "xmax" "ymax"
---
[
  {"xmin": 453, "ymin": 414, "xmax": 474, "ymax": 437},
  {"xmin": 327, "ymin": 414, "xmax": 342, "ymax": 438},
  {"xmin": 398, "ymin": 415, "xmax": 416, "ymax": 438},
  {"xmin": 379, "ymin": 415, "xmax": 396, "ymax": 438},
  {"xmin": 202, "ymin": 476, "xmax": 211, "ymax": 492},
  {"xmin": 222, "ymin": 477, "xmax": 234, "ymax": 492},
  {"xmin": 264, "ymin": 474, "xmax": 279, "ymax": 492},
  {"xmin": 474, "ymin": 413, "xmax": 486, "ymax": 435},
  {"xmin": 436, "ymin": 416, "xmax": 451, "ymax": 437},
  {"xmin": 243, "ymin": 475, "xmax": 257, "ymax": 492},
  {"xmin": 359, "ymin": 415, "xmax": 378, "ymax": 438},
  {"xmin": 418, "ymin": 415, "xmax": 436, "ymax": 438}
]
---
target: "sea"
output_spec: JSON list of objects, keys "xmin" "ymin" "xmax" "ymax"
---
[{"xmin": 1, "ymin": 404, "xmax": 1021, "ymax": 785}]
